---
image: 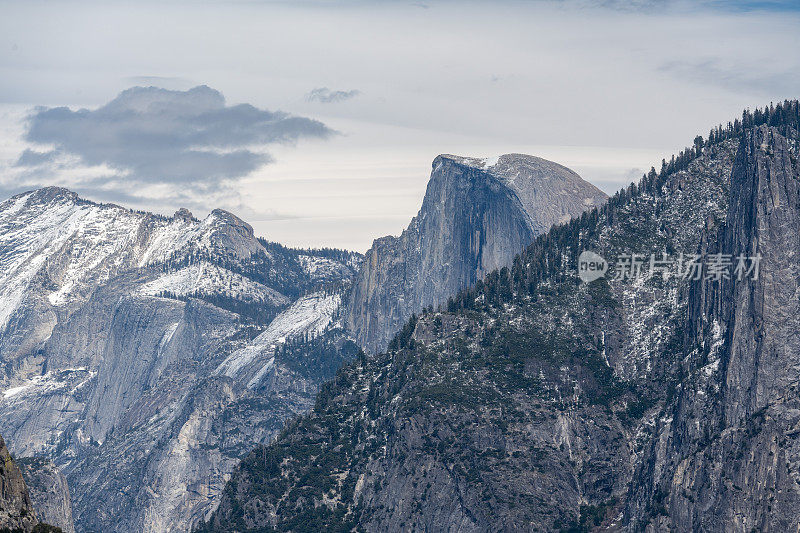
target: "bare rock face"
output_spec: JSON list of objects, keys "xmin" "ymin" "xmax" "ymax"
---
[
  {"xmin": 18, "ymin": 458, "xmax": 74, "ymax": 533},
  {"xmin": 346, "ymin": 154, "xmax": 607, "ymax": 352},
  {"xmin": 173, "ymin": 208, "xmax": 195, "ymax": 222},
  {"xmin": 628, "ymin": 125, "xmax": 800, "ymax": 531},
  {"xmin": 0, "ymin": 435, "xmax": 37, "ymax": 532}
]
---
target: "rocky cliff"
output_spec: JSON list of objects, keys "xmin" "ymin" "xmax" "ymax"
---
[
  {"xmin": 627, "ymin": 124, "xmax": 800, "ymax": 531},
  {"xmin": 346, "ymin": 154, "xmax": 607, "ymax": 352},
  {"xmin": 0, "ymin": 190, "xmax": 360, "ymax": 532},
  {"xmin": 18, "ymin": 459, "xmax": 74, "ymax": 533},
  {"xmin": 201, "ymin": 102, "xmax": 800, "ymax": 532},
  {"xmin": 0, "ymin": 435, "xmax": 37, "ymax": 532}
]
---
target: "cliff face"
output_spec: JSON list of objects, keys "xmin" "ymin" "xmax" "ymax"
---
[
  {"xmin": 201, "ymin": 110, "xmax": 800, "ymax": 532},
  {"xmin": 0, "ymin": 190, "xmax": 360, "ymax": 532},
  {"xmin": 628, "ymin": 125, "xmax": 800, "ymax": 531},
  {"xmin": 18, "ymin": 458, "xmax": 74, "ymax": 533},
  {"xmin": 0, "ymin": 435, "xmax": 37, "ymax": 532},
  {"xmin": 346, "ymin": 154, "xmax": 607, "ymax": 352}
]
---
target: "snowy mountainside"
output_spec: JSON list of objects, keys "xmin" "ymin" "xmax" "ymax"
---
[
  {"xmin": 297, "ymin": 255, "xmax": 357, "ymax": 282},
  {"xmin": 139, "ymin": 262, "xmax": 289, "ymax": 306},
  {"xmin": 0, "ymin": 187, "xmax": 361, "ymax": 532},
  {"xmin": 215, "ymin": 291, "xmax": 342, "ymax": 382},
  {"xmin": 0, "ymin": 187, "xmax": 357, "ymax": 372}
]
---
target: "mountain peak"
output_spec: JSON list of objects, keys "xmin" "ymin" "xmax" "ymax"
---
[
  {"xmin": 434, "ymin": 152, "xmax": 607, "ymax": 230},
  {"xmin": 436, "ymin": 153, "xmax": 538, "ymax": 171},
  {"xmin": 206, "ymin": 209, "xmax": 254, "ymax": 236},
  {"xmin": 437, "ymin": 152, "xmax": 595, "ymax": 181},
  {"xmin": 436, "ymin": 153, "xmax": 605, "ymax": 201},
  {"xmin": 434, "ymin": 153, "xmax": 501, "ymax": 170},
  {"xmin": 27, "ymin": 186, "xmax": 81, "ymax": 204},
  {"xmin": 347, "ymin": 151, "xmax": 609, "ymax": 352},
  {"xmin": 173, "ymin": 207, "xmax": 195, "ymax": 222},
  {"xmin": 436, "ymin": 153, "xmax": 573, "ymax": 175}
]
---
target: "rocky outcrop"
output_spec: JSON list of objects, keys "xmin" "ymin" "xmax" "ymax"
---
[
  {"xmin": 346, "ymin": 154, "xmax": 607, "ymax": 352},
  {"xmin": 18, "ymin": 458, "xmax": 74, "ymax": 533},
  {"xmin": 0, "ymin": 435, "xmax": 37, "ymax": 532}
]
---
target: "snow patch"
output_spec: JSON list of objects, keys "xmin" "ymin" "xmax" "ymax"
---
[
  {"xmin": 0, "ymin": 194, "xmax": 146, "ymax": 323},
  {"xmin": 214, "ymin": 292, "xmax": 341, "ymax": 380},
  {"xmin": 298, "ymin": 255, "xmax": 352, "ymax": 281},
  {"xmin": 158, "ymin": 322, "xmax": 181, "ymax": 355},
  {"xmin": 482, "ymin": 155, "xmax": 500, "ymax": 168},
  {"xmin": 138, "ymin": 262, "xmax": 287, "ymax": 306},
  {"xmin": 2, "ymin": 367, "xmax": 95, "ymax": 400},
  {"xmin": 246, "ymin": 358, "xmax": 275, "ymax": 389},
  {"xmin": 138, "ymin": 218, "xmax": 198, "ymax": 267}
]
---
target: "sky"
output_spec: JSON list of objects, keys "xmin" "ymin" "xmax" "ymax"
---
[{"xmin": 0, "ymin": 0, "xmax": 798, "ymax": 251}]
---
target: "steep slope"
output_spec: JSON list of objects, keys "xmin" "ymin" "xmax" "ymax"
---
[
  {"xmin": 346, "ymin": 153, "xmax": 607, "ymax": 352},
  {"xmin": 0, "ymin": 190, "xmax": 360, "ymax": 532},
  {"xmin": 0, "ymin": 435, "xmax": 37, "ymax": 532},
  {"xmin": 18, "ymin": 459, "xmax": 74, "ymax": 533},
  {"xmin": 627, "ymin": 124, "xmax": 800, "ymax": 531},
  {"xmin": 201, "ymin": 102, "xmax": 800, "ymax": 532}
]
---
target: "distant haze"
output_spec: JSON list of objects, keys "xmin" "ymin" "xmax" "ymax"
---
[{"xmin": 0, "ymin": 0, "xmax": 797, "ymax": 251}]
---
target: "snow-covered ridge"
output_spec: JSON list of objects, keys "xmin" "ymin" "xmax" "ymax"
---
[
  {"xmin": 0, "ymin": 187, "xmax": 356, "ymax": 331},
  {"xmin": 298, "ymin": 255, "xmax": 354, "ymax": 282},
  {"xmin": 214, "ymin": 291, "xmax": 342, "ymax": 380},
  {"xmin": 138, "ymin": 262, "xmax": 288, "ymax": 305},
  {"xmin": 0, "ymin": 190, "xmax": 146, "ymax": 325}
]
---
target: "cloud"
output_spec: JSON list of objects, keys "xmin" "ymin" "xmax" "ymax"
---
[
  {"xmin": 123, "ymin": 75, "xmax": 195, "ymax": 89},
  {"xmin": 306, "ymin": 87, "xmax": 361, "ymax": 104},
  {"xmin": 15, "ymin": 85, "xmax": 334, "ymax": 195},
  {"xmin": 657, "ymin": 58, "xmax": 800, "ymax": 96},
  {"xmin": 550, "ymin": 0, "xmax": 799, "ymax": 12},
  {"xmin": 16, "ymin": 148, "xmax": 60, "ymax": 166}
]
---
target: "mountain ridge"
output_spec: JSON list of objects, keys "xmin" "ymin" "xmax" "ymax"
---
[{"xmin": 0, "ymin": 187, "xmax": 362, "ymax": 532}]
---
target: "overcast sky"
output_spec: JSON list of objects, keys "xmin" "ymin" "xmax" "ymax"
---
[{"xmin": 0, "ymin": 0, "xmax": 798, "ymax": 251}]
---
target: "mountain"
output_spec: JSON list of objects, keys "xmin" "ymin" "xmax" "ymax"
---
[
  {"xmin": 200, "ymin": 102, "xmax": 800, "ymax": 531},
  {"xmin": 0, "ymin": 435, "xmax": 38, "ymax": 532},
  {"xmin": 345, "ymin": 153, "xmax": 608, "ymax": 353},
  {"xmin": 0, "ymin": 190, "xmax": 360, "ymax": 532},
  {"xmin": 17, "ymin": 459, "xmax": 74, "ymax": 533}
]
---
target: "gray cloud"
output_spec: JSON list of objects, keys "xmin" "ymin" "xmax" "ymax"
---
[
  {"xmin": 658, "ymin": 58, "xmax": 800, "ymax": 96},
  {"xmin": 306, "ymin": 87, "xmax": 361, "ymax": 104},
  {"xmin": 16, "ymin": 148, "xmax": 60, "ymax": 166},
  {"xmin": 16, "ymin": 85, "xmax": 334, "ymax": 189}
]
